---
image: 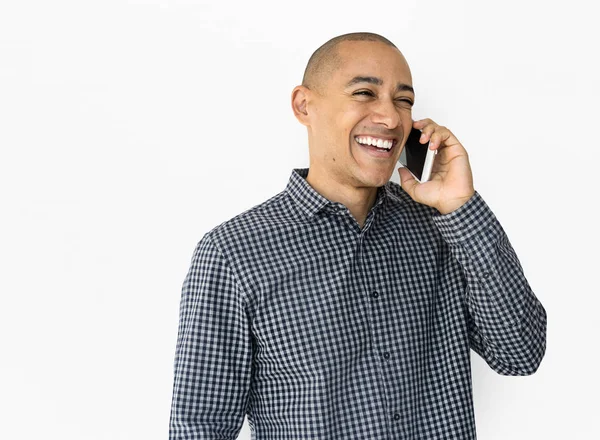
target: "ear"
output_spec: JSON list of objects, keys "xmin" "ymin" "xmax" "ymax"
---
[{"xmin": 291, "ymin": 85, "xmax": 312, "ymax": 127}]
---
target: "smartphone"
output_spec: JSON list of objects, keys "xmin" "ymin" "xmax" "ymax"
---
[{"xmin": 398, "ymin": 127, "xmax": 437, "ymax": 183}]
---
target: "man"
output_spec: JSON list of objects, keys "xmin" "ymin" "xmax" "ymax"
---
[{"xmin": 169, "ymin": 32, "xmax": 547, "ymax": 440}]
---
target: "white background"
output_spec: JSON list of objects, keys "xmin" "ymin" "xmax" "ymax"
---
[{"xmin": 1, "ymin": 1, "xmax": 598, "ymax": 439}]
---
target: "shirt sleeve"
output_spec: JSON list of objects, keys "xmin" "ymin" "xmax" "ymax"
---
[
  {"xmin": 169, "ymin": 234, "xmax": 253, "ymax": 439},
  {"xmin": 431, "ymin": 191, "xmax": 547, "ymax": 376}
]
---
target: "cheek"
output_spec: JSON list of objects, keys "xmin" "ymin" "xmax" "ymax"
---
[
  {"xmin": 397, "ymin": 110, "xmax": 412, "ymax": 129},
  {"xmin": 316, "ymin": 104, "xmax": 345, "ymax": 135},
  {"xmin": 315, "ymin": 102, "xmax": 369, "ymax": 146},
  {"xmin": 337, "ymin": 106, "xmax": 369, "ymax": 136}
]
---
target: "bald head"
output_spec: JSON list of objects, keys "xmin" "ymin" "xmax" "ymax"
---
[{"xmin": 301, "ymin": 32, "xmax": 398, "ymax": 95}]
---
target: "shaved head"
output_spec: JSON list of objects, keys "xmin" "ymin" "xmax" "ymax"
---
[{"xmin": 302, "ymin": 32, "xmax": 398, "ymax": 94}]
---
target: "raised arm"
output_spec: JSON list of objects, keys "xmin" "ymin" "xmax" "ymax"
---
[{"xmin": 432, "ymin": 192, "xmax": 547, "ymax": 375}]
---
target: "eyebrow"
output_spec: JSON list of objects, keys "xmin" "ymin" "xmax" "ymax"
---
[{"xmin": 345, "ymin": 76, "xmax": 415, "ymax": 94}]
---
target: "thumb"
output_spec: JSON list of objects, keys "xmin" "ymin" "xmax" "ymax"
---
[{"xmin": 398, "ymin": 166, "xmax": 418, "ymax": 197}]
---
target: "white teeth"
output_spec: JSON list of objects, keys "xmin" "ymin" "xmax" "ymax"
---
[{"xmin": 355, "ymin": 136, "xmax": 393, "ymax": 150}]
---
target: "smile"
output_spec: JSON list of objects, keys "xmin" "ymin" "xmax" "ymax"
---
[
  {"xmin": 354, "ymin": 135, "xmax": 397, "ymax": 150},
  {"xmin": 354, "ymin": 135, "xmax": 398, "ymax": 157}
]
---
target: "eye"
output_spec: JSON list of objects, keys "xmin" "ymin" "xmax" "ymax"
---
[
  {"xmin": 353, "ymin": 90, "xmax": 375, "ymax": 97},
  {"xmin": 395, "ymin": 98, "xmax": 414, "ymax": 106}
]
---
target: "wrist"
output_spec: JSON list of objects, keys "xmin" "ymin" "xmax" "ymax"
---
[{"xmin": 436, "ymin": 192, "xmax": 476, "ymax": 215}]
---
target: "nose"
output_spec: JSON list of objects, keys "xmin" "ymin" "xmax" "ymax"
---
[{"xmin": 370, "ymin": 98, "xmax": 400, "ymax": 129}]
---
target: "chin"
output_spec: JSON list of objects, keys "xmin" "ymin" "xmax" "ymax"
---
[{"xmin": 357, "ymin": 167, "xmax": 393, "ymax": 187}]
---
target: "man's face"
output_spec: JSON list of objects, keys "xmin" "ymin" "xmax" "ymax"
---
[{"xmin": 306, "ymin": 40, "xmax": 414, "ymax": 188}]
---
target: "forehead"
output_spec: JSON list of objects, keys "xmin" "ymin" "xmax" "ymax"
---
[{"xmin": 332, "ymin": 41, "xmax": 412, "ymax": 86}]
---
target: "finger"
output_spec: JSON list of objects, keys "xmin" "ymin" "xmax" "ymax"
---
[
  {"xmin": 432, "ymin": 127, "xmax": 463, "ymax": 152},
  {"xmin": 418, "ymin": 122, "xmax": 438, "ymax": 145},
  {"xmin": 428, "ymin": 126, "xmax": 451, "ymax": 150},
  {"xmin": 398, "ymin": 166, "xmax": 419, "ymax": 196},
  {"xmin": 412, "ymin": 118, "xmax": 434, "ymax": 129}
]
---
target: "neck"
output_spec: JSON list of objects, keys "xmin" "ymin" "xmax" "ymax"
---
[{"xmin": 305, "ymin": 166, "xmax": 378, "ymax": 227}]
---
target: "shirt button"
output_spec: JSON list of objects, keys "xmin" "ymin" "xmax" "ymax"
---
[
  {"xmin": 393, "ymin": 412, "xmax": 401, "ymax": 420},
  {"xmin": 482, "ymin": 271, "xmax": 490, "ymax": 279},
  {"xmin": 383, "ymin": 351, "xmax": 390, "ymax": 360},
  {"xmin": 371, "ymin": 290, "xmax": 379, "ymax": 298}
]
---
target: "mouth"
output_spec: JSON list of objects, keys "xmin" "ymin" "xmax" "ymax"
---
[{"xmin": 353, "ymin": 135, "xmax": 398, "ymax": 158}]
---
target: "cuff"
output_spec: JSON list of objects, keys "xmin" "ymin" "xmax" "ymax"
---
[{"xmin": 431, "ymin": 191, "xmax": 498, "ymax": 244}]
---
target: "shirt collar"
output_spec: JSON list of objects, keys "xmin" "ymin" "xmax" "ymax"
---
[{"xmin": 285, "ymin": 167, "xmax": 389, "ymax": 218}]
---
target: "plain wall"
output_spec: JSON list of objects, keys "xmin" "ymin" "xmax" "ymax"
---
[{"xmin": 1, "ymin": 1, "xmax": 598, "ymax": 439}]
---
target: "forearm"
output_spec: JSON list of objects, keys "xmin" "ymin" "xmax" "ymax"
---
[{"xmin": 432, "ymin": 192, "xmax": 547, "ymax": 375}]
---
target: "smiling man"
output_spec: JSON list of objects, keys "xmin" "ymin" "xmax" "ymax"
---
[
  {"xmin": 169, "ymin": 32, "xmax": 547, "ymax": 440},
  {"xmin": 295, "ymin": 36, "xmax": 416, "ymax": 228}
]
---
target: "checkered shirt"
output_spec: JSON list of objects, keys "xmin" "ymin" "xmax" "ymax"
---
[{"xmin": 169, "ymin": 167, "xmax": 547, "ymax": 439}]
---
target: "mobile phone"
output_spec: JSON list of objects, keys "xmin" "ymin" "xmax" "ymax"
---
[{"xmin": 398, "ymin": 127, "xmax": 437, "ymax": 183}]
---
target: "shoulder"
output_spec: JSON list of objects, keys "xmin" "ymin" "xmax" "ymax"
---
[{"xmin": 201, "ymin": 188, "xmax": 301, "ymax": 254}]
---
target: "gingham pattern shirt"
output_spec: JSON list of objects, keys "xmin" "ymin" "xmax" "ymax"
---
[{"xmin": 169, "ymin": 167, "xmax": 547, "ymax": 440}]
